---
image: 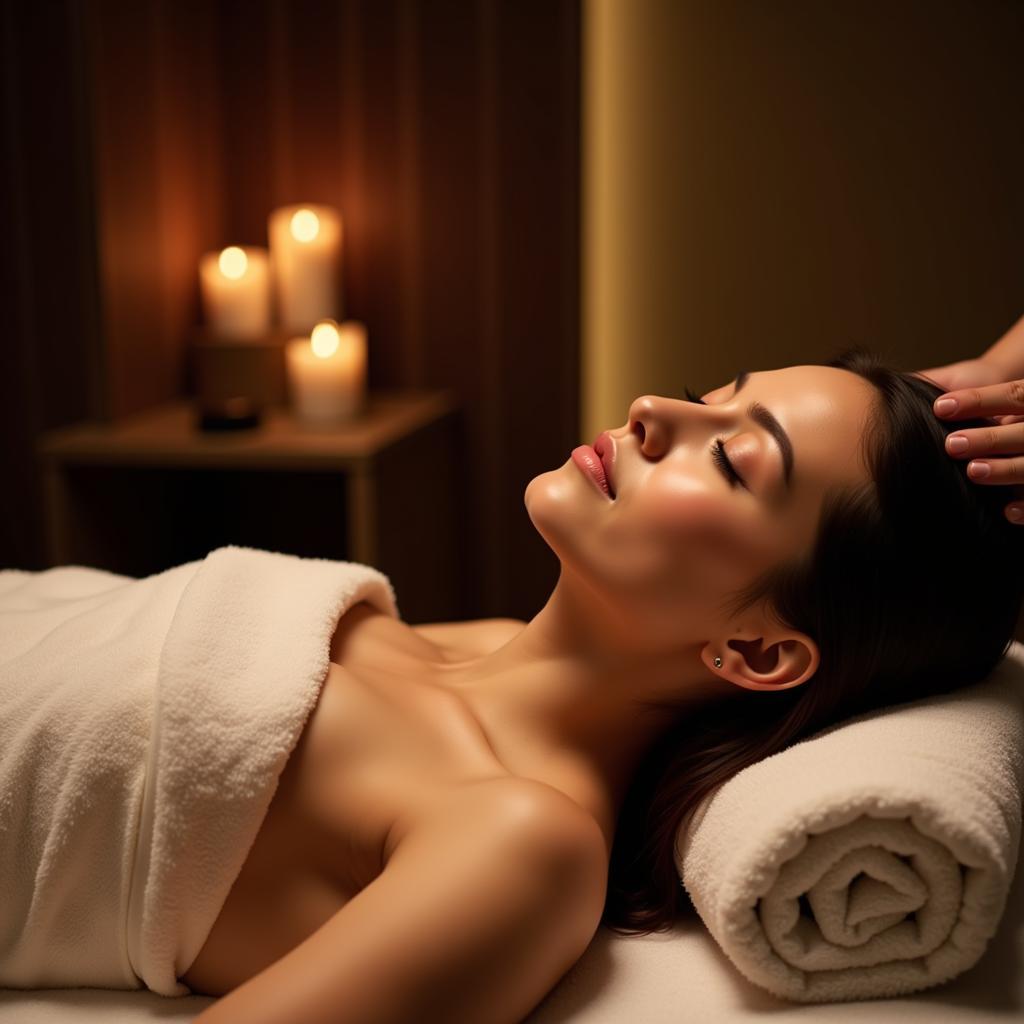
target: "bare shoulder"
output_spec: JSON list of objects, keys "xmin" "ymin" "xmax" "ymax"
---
[
  {"xmin": 410, "ymin": 616, "xmax": 527, "ymax": 662},
  {"xmin": 385, "ymin": 775, "xmax": 609, "ymax": 904},
  {"xmin": 402, "ymin": 775, "xmax": 608, "ymax": 868},
  {"xmin": 376, "ymin": 776, "xmax": 610, "ymax": 1017},
  {"xmin": 192, "ymin": 777, "xmax": 607, "ymax": 1024}
]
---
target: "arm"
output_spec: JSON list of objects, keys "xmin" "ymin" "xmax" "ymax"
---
[
  {"xmin": 917, "ymin": 313, "xmax": 1024, "ymax": 392},
  {"xmin": 190, "ymin": 779, "xmax": 608, "ymax": 1024},
  {"xmin": 981, "ymin": 312, "xmax": 1024, "ymax": 381}
]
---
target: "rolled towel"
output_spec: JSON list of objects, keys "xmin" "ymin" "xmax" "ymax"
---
[{"xmin": 675, "ymin": 639, "xmax": 1024, "ymax": 1003}]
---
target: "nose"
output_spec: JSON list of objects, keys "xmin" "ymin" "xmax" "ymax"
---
[
  {"xmin": 627, "ymin": 393, "xmax": 731, "ymax": 460},
  {"xmin": 628, "ymin": 395, "xmax": 672, "ymax": 458}
]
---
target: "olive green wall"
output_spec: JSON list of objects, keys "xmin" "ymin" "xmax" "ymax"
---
[{"xmin": 582, "ymin": 0, "xmax": 1024, "ymax": 440}]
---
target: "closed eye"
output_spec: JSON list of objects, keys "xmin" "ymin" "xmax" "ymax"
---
[{"xmin": 682, "ymin": 385, "xmax": 748, "ymax": 491}]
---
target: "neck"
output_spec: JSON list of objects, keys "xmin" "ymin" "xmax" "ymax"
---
[{"xmin": 428, "ymin": 568, "xmax": 722, "ymax": 846}]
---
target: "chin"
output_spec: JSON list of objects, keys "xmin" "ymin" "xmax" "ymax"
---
[
  {"xmin": 528, "ymin": 464, "xmax": 606, "ymax": 561},
  {"xmin": 524, "ymin": 468, "xmax": 571, "ymax": 543}
]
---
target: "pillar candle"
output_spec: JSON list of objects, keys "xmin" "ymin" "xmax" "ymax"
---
[
  {"xmin": 268, "ymin": 204, "xmax": 343, "ymax": 331},
  {"xmin": 198, "ymin": 246, "xmax": 271, "ymax": 337},
  {"xmin": 285, "ymin": 319, "xmax": 367, "ymax": 424}
]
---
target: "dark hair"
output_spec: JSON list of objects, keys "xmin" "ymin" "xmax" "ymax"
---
[{"xmin": 602, "ymin": 346, "xmax": 1024, "ymax": 935}]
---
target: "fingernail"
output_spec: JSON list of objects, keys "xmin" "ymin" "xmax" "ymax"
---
[
  {"xmin": 947, "ymin": 435, "xmax": 968, "ymax": 454},
  {"xmin": 1009, "ymin": 506, "xmax": 1023, "ymax": 522},
  {"xmin": 935, "ymin": 398, "xmax": 958, "ymax": 416},
  {"xmin": 968, "ymin": 461, "xmax": 991, "ymax": 479}
]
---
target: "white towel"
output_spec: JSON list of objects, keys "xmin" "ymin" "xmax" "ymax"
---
[
  {"xmin": 0, "ymin": 545, "xmax": 399, "ymax": 996},
  {"xmin": 676, "ymin": 639, "xmax": 1024, "ymax": 1003}
]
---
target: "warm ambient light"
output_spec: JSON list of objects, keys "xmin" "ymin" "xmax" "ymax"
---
[
  {"xmin": 200, "ymin": 246, "xmax": 270, "ymax": 336},
  {"xmin": 310, "ymin": 320, "xmax": 340, "ymax": 358},
  {"xmin": 268, "ymin": 204, "xmax": 341, "ymax": 329},
  {"xmin": 218, "ymin": 246, "xmax": 248, "ymax": 280},
  {"xmin": 290, "ymin": 208, "xmax": 321, "ymax": 243},
  {"xmin": 285, "ymin": 320, "xmax": 367, "ymax": 423}
]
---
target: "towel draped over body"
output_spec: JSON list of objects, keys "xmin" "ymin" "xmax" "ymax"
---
[
  {"xmin": 5, "ymin": 543, "xmax": 1022, "ymax": 1006},
  {"xmin": 0, "ymin": 546, "xmax": 399, "ymax": 995}
]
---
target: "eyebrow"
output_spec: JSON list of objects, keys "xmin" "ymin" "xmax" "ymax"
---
[{"xmin": 733, "ymin": 370, "xmax": 794, "ymax": 491}]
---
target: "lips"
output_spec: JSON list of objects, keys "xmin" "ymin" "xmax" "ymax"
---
[
  {"xmin": 571, "ymin": 430, "xmax": 617, "ymax": 501},
  {"xmin": 571, "ymin": 445, "xmax": 613, "ymax": 499},
  {"xmin": 593, "ymin": 431, "xmax": 616, "ymax": 499}
]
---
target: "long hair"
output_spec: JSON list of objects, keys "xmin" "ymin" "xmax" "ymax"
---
[{"xmin": 601, "ymin": 346, "xmax": 1024, "ymax": 934}]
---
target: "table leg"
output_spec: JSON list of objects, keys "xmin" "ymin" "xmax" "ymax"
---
[
  {"xmin": 348, "ymin": 463, "xmax": 378, "ymax": 565},
  {"xmin": 42, "ymin": 462, "xmax": 71, "ymax": 567}
]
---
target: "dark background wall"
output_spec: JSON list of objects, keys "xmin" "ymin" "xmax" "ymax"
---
[
  {"xmin": 0, "ymin": 0, "xmax": 581, "ymax": 620},
  {"xmin": 582, "ymin": 0, "xmax": 1024, "ymax": 432},
  {"xmin": 581, "ymin": 0, "xmax": 1024, "ymax": 645},
  {"xmin": 3, "ymin": 0, "xmax": 1022, "ymax": 625}
]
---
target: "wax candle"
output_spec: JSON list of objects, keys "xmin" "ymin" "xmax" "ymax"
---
[
  {"xmin": 268, "ymin": 204, "xmax": 343, "ymax": 331},
  {"xmin": 285, "ymin": 319, "xmax": 367, "ymax": 424},
  {"xmin": 198, "ymin": 245, "xmax": 271, "ymax": 337}
]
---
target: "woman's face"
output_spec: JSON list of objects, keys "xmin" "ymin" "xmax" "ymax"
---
[{"xmin": 525, "ymin": 365, "xmax": 878, "ymax": 647}]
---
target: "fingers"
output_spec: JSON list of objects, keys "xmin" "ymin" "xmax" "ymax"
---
[
  {"xmin": 941, "ymin": 414, "xmax": 1024, "ymax": 524},
  {"xmin": 931, "ymin": 376, "xmax": 1024, "ymax": 522},
  {"xmin": 958, "ymin": 457, "xmax": 1024, "ymax": 486},
  {"xmin": 944, "ymin": 421, "xmax": 1024, "ymax": 462},
  {"xmin": 933, "ymin": 379, "xmax": 1024, "ymax": 420},
  {"xmin": 946, "ymin": 440, "xmax": 1024, "ymax": 491}
]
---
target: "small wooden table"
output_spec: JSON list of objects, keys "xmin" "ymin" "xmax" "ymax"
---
[{"xmin": 36, "ymin": 390, "xmax": 464, "ymax": 623}]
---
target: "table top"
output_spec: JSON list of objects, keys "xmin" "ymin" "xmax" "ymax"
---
[{"xmin": 36, "ymin": 390, "xmax": 458, "ymax": 471}]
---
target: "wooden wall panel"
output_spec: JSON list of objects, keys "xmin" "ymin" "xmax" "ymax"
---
[
  {"xmin": 90, "ymin": 0, "xmax": 225, "ymax": 418},
  {"xmin": 491, "ymin": 0, "xmax": 582, "ymax": 614},
  {"xmin": 216, "ymin": 0, "xmax": 277, "ymax": 246},
  {"xmin": 2, "ymin": 0, "xmax": 583, "ymax": 622},
  {"xmin": 415, "ymin": 1, "xmax": 488, "ymax": 611},
  {"xmin": 152, "ymin": 0, "xmax": 226, "ymax": 398},
  {"xmin": 0, "ymin": 1, "xmax": 103, "ymax": 568}
]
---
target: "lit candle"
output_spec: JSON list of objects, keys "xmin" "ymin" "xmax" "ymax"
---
[
  {"xmin": 198, "ymin": 246, "xmax": 271, "ymax": 337},
  {"xmin": 285, "ymin": 319, "xmax": 367, "ymax": 424},
  {"xmin": 268, "ymin": 204, "xmax": 343, "ymax": 331}
]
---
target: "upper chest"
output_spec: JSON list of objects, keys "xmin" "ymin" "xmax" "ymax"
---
[
  {"xmin": 259, "ymin": 606, "xmax": 514, "ymax": 891},
  {"xmin": 180, "ymin": 607, "xmax": 522, "ymax": 995},
  {"xmin": 180, "ymin": 607, "xmax": 611, "ymax": 995}
]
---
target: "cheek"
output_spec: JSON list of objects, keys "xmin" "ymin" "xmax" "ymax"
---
[
  {"xmin": 610, "ymin": 484, "xmax": 778, "ymax": 600},
  {"xmin": 641, "ymin": 481, "xmax": 742, "ymax": 551},
  {"xmin": 664, "ymin": 493, "xmax": 753, "ymax": 587}
]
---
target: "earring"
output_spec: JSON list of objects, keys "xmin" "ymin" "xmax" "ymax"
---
[{"xmin": 713, "ymin": 656, "xmax": 722, "ymax": 669}]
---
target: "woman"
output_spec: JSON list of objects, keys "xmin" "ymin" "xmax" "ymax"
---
[{"xmin": 188, "ymin": 347, "xmax": 1024, "ymax": 1024}]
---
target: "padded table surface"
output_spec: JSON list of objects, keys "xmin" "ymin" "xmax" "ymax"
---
[{"xmin": 2, "ymin": 834, "xmax": 1020, "ymax": 1024}]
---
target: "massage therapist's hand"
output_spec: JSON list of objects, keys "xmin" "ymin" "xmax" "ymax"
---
[
  {"xmin": 916, "ymin": 357, "xmax": 1008, "ymax": 395},
  {"xmin": 915, "ymin": 361, "xmax": 1024, "ymax": 524}
]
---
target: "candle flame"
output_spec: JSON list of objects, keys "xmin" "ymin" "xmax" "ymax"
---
[
  {"xmin": 218, "ymin": 246, "xmax": 248, "ymax": 279},
  {"xmin": 291, "ymin": 208, "xmax": 321, "ymax": 243},
  {"xmin": 310, "ymin": 321, "xmax": 340, "ymax": 358}
]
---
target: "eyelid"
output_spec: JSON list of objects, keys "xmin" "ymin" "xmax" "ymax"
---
[
  {"xmin": 711, "ymin": 437, "xmax": 746, "ymax": 489},
  {"xmin": 682, "ymin": 382, "xmax": 794, "ymax": 495},
  {"xmin": 682, "ymin": 386, "xmax": 747, "ymax": 489}
]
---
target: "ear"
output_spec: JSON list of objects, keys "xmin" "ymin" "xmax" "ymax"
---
[{"xmin": 700, "ymin": 631, "xmax": 819, "ymax": 692}]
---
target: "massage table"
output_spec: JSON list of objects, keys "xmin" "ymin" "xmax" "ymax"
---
[
  {"xmin": 3, "ymin": 548, "xmax": 1021, "ymax": 1021},
  {"xmin": 1, "ymin": 840, "xmax": 1021, "ymax": 1024}
]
